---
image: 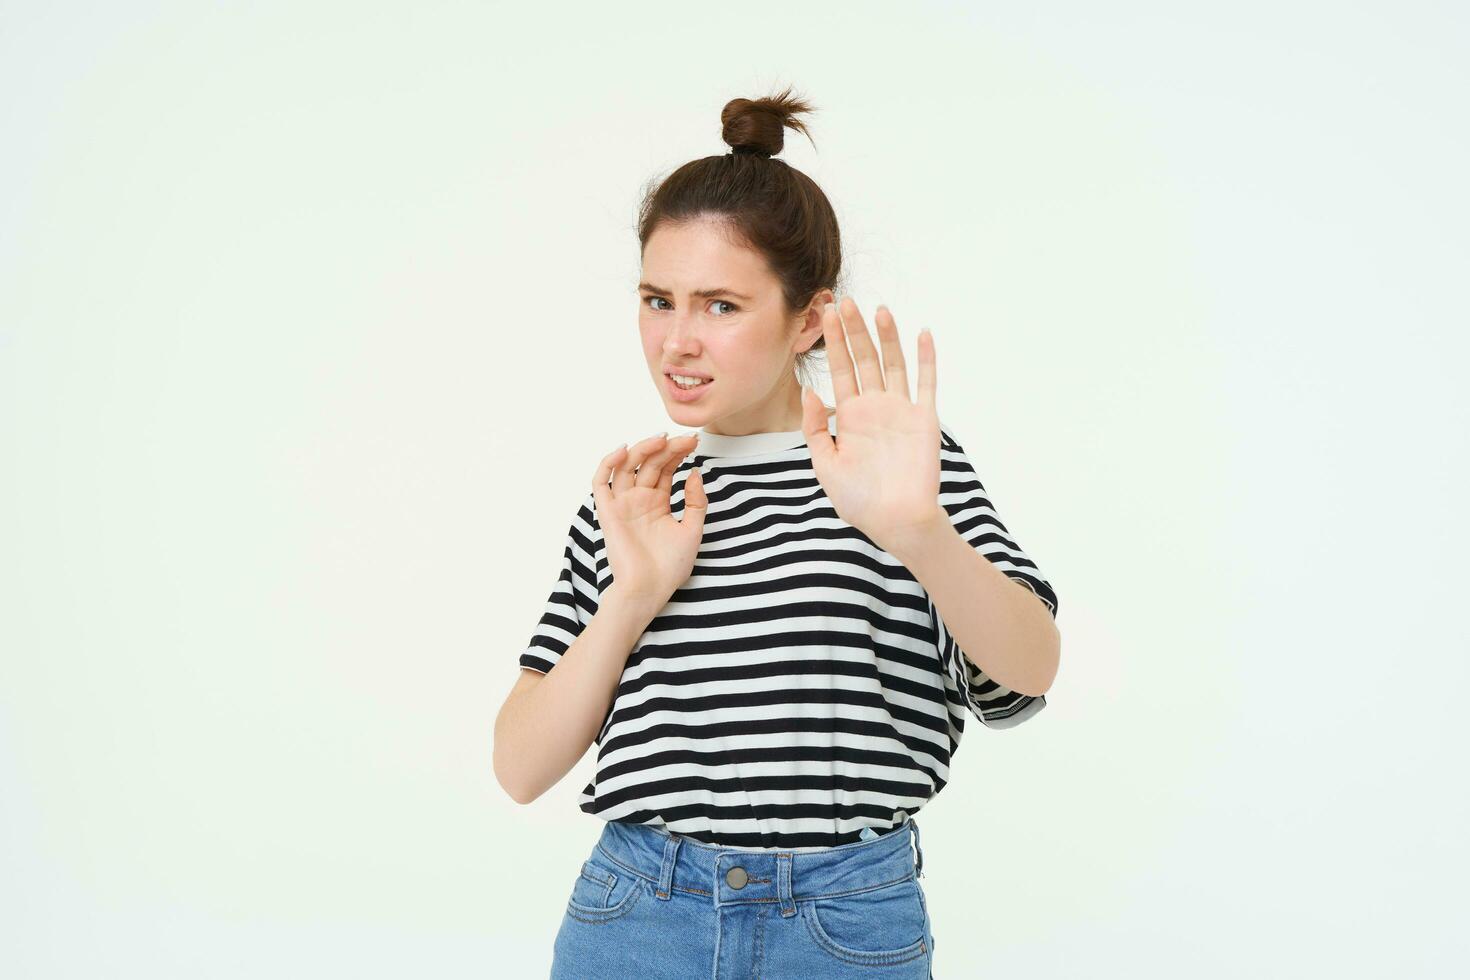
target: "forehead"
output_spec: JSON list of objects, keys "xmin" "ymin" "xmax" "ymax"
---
[{"xmin": 641, "ymin": 218, "xmax": 774, "ymax": 289}]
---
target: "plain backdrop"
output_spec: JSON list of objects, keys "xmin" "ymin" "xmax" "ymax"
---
[{"xmin": 2, "ymin": 1, "xmax": 1466, "ymax": 977}]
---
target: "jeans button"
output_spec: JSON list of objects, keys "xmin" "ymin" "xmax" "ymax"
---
[{"xmin": 725, "ymin": 866, "xmax": 748, "ymax": 889}]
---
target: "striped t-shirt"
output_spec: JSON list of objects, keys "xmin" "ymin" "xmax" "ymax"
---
[{"xmin": 517, "ymin": 416, "xmax": 1058, "ymax": 851}]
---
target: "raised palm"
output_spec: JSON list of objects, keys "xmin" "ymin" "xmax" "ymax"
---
[{"xmin": 800, "ymin": 298, "xmax": 946, "ymax": 553}]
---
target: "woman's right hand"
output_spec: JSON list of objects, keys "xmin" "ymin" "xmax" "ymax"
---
[{"xmin": 591, "ymin": 432, "xmax": 708, "ymax": 611}]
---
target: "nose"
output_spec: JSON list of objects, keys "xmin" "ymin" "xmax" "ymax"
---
[{"xmin": 663, "ymin": 314, "xmax": 701, "ymax": 355}]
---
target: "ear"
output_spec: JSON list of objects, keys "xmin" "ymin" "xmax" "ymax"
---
[{"xmin": 795, "ymin": 288, "xmax": 836, "ymax": 353}]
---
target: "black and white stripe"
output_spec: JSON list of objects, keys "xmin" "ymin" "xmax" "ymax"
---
[{"xmin": 518, "ymin": 420, "xmax": 1058, "ymax": 851}]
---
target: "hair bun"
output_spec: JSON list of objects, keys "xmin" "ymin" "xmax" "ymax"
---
[{"xmin": 721, "ymin": 85, "xmax": 816, "ymax": 159}]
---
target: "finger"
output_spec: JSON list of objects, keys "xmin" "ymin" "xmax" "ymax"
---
[
  {"xmin": 680, "ymin": 463, "xmax": 707, "ymax": 533},
  {"xmin": 653, "ymin": 433, "xmax": 701, "ymax": 496},
  {"xmin": 593, "ymin": 444, "xmax": 627, "ymax": 487},
  {"xmin": 839, "ymin": 296, "xmax": 886, "ymax": 393},
  {"xmin": 613, "ymin": 432, "xmax": 667, "ymax": 492},
  {"xmin": 874, "ymin": 305, "xmax": 910, "ymax": 401},
  {"xmin": 591, "ymin": 444, "xmax": 628, "ymax": 513},
  {"xmin": 917, "ymin": 328, "xmax": 936, "ymax": 412},
  {"xmin": 801, "ymin": 385, "xmax": 836, "ymax": 468},
  {"xmin": 636, "ymin": 432, "xmax": 692, "ymax": 489},
  {"xmin": 823, "ymin": 301, "xmax": 859, "ymax": 403}
]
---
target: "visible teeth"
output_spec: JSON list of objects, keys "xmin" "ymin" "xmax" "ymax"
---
[{"xmin": 672, "ymin": 374, "xmax": 710, "ymax": 388}]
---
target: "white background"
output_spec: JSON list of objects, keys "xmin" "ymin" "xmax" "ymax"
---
[{"xmin": 2, "ymin": 1, "xmax": 1465, "ymax": 976}]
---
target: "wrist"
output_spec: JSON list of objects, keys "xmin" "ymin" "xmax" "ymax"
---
[
  {"xmin": 600, "ymin": 582, "xmax": 671, "ymax": 625},
  {"xmin": 881, "ymin": 506, "xmax": 955, "ymax": 566}
]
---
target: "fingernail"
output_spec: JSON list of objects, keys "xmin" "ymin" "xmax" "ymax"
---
[{"xmin": 825, "ymin": 302, "xmax": 834, "ymax": 314}]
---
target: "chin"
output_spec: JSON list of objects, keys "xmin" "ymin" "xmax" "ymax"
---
[{"xmin": 665, "ymin": 403, "xmax": 709, "ymax": 422}]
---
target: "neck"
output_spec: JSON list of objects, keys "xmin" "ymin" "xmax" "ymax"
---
[{"xmin": 700, "ymin": 383, "xmax": 829, "ymax": 437}]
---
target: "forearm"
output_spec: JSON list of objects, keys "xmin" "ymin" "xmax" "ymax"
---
[
  {"xmin": 888, "ymin": 510, "xmax": 1060, "ymax": 696},
  {"xmin": 494, "ymin": 583, "xmax": 663, "ymax": 803}
]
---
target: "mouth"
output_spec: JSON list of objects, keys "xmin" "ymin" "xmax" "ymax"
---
[{"xmin": 664, "ymin": 371, "xmax": 714, "ymax": 401}]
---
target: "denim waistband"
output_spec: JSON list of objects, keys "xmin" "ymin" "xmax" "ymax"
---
[{"xmin": 586, "ymin": 818, "xmax": 925, "ymax": 919}]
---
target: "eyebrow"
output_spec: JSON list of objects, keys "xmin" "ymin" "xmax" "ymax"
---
[{"xmin": 638, "ymin": 281, "xmax": 753, "ymax": 302}]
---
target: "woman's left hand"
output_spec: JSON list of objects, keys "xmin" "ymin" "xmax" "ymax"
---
[{"xmin": 800, "ymin": 297, "xmax": 948, "ymax": 556}]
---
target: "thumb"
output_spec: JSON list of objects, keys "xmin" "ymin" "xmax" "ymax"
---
[
  {"xmin": 680, "ymin": 464, "xmax": 708, "ymax": 534},
  {"xmin": 801, "ymin": 385, "xmax": 836, "ymax": 466}
]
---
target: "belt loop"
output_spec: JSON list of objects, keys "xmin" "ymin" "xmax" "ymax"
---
[
  {"xmin": 910, "ymin": 817, "xmax": 925, "ymax": 879},
  {"xmin": 776, "ymin": 853, "xmax": 796, "ymax": 917},
  {"xmin": 656, "ymin": 832, "xmax": 682, "ymax": 900}
]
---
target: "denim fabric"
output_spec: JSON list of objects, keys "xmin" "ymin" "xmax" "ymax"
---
[{"xmin": 551, "ymin": 818, "xmax": 935, "ymax": 978}]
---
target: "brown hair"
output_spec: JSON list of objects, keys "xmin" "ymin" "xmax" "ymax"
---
[{"xmin": 635, "ymin": 86, "xmax": 847, "ymax": 391}]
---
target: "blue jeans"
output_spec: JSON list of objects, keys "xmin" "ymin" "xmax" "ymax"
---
[{"xmin": 550, "ymin": 818, "xmax": 935, "ymax": 978}]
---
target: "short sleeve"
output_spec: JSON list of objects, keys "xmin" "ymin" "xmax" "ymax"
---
[
  {"xmin": 518, "ymin": 491, "xmax": 605, "ymax": 675},
  {"xmin": 930, "ymin": 423, "xmax": 1058, "ymax": 729}
]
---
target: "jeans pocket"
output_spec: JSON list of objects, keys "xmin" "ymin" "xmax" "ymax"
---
[
  {"xmin": 565, "ymin": 856, "xmax": 643, "ymax": 923},
  {"xmin": 801, "ymin": 875, "xmax": 930, "ymax": 967}
]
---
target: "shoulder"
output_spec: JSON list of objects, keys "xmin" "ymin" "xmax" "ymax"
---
[
  {"xmin": 937, "ymin": 417, "xmax": 962, "ymax": 451},
  {"xmin": 569, "ymin": 489, "xmax": 602, "ymax": 538}
]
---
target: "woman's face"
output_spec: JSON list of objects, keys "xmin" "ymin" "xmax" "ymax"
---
[{"xmin": 639, "ymin": 216, "xmax": 829, "ymax": 436}]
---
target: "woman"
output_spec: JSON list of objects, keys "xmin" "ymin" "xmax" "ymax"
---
[{"xmin": 494, "ymin": 87, "xmax": 1061, "ymax": 979}]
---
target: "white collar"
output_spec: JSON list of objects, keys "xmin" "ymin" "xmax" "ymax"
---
[{"xmin": 696, "ymin": 414, "xmax": 837, "ymax": 458}]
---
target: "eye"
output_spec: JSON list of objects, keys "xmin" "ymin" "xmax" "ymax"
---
[
  {"xmin": 711, "ymin": 300, "xmax": 738, "ymax": 316},
  {"xmin": 644, "ymin": 296, "xmax": 672, "ymax": 312}
]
